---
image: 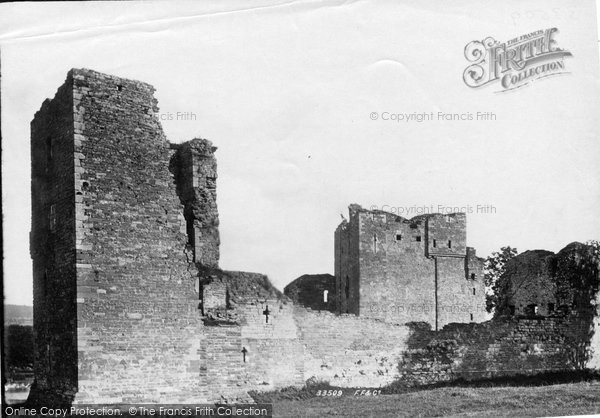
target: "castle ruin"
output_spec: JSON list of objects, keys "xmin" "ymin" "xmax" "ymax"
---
[{"xmin": 29, "ymin": 69, "xmax": 600, "ymax": 405}]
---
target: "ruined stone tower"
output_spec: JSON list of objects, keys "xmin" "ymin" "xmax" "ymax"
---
[
  {"xmin": 334, "ymin": 205, "xmax": 486, "ymax": 329},
  {"xmin": 30, "ymin": 69, "xmax": 303, "ymax": 404},
  {"xmin": 30, "ymin": 69, "xmax": 219, "ymax": 403},
  {"xmin": 171, "ymin": 139, "xmax": 220, "ymax": 268}
]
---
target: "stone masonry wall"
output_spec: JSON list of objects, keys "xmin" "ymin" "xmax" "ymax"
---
[
  {"xmin": 70, "ymin": 69, "xmax": 203, "ymax": 403},
  {"xmin": 170, "ymin": 139, "xmax": 220, "ymax": 267},
  {"xmin": 335, "ymin": 205, "xmax": 360, "ymax": 314},
  {"xmin": 198, "ymin": 301, "xmax": 304, "ymax": 403},
  {"xmin": 436, "ymin": 256, "xmax": 486, "ymax": 328},
  {"xmin": 342, "ymin": 207, "xmax": 485, "ymax": 328},
  {"xmin": 178, "ymin": 301, "xmax": 600, "ymax": 397},
  {"xmin": 239, "ymin": 302, "xmax": 304, "ymax": 390},
  {"xmin": 357, "ymin": 209, "xmax": 437, "ymax": 325},
  {"xmin": 293, "ymin": 306, "xmax": 411, "ymax": 387},
  {"xmin": 398, "ymin": 314, "xmax": 598, "ymax": 386},
  {"xmin": 30, "ymin": 75, "xmax": 78, "ymax": 400},
  {"xmin": 196, "ymin": 269, "xmax": 305, "ymax": 402},
  {"xmin": 334, "ymin": 224, "xmax": 344, "ymax": 312},
  {"xmin": 502, "ymin": 250, "xmax": 559, "ymax": 316},
  {"xmin": 426, "ymin": 213, "xmax": 466, "ymax": 257}
]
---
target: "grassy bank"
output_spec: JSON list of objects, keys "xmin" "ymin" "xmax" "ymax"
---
[
  {"xmin": 250, "ymin": 371, "xmax": 600, "ymax": 417},
  {"xmin": 269, "ymin": 382, "xmax": 600, "ymax": 417}
]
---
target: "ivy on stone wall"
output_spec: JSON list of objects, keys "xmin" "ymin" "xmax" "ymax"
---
[{"xmin": 550, "ymin": 241, "xmax": 600, "ymax": 311}]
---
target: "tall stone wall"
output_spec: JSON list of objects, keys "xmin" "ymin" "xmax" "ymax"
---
[
  {"xmin": 357, "ymin": 209, "xmax": 436, "ymax": 325},
  {"xmin": 334, "ymin": 205, "xmax": 360, "ymax": 314},
  {"xmin": 436, "ymin": 256, "xmax": 486, "ymax": 327},
  {"xmin": 30, "ymin": 74, "xmax": 78, "ymax": 399},
  {"xmin": 71, "ymin": 69, "xmax": 205, "ymax": 403},
  {"xmin": 170, "ymin": 139, "xmax": 220, "ymax": 267},
  {"xmin": 30, "ymin": 69, "xmax": 206, "ymax": 404}
]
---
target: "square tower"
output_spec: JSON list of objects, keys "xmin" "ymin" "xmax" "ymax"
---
[
  {"xmin": 334, "ymin": 205, "xmax": 486, "ymax": 329},
  {"xmin": 29, "ymin": 69, "xmax": 215, "ymax": 403}
]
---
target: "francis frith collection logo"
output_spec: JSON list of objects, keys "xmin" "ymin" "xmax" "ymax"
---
[{"xmin": 463, "ymin": 28, "xmax": 572, "ymax": 92}]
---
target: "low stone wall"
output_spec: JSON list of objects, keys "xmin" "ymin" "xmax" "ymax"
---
[
  {"xmin": 196, "ymin": 305, "xmax": 600, "ymax": 400},
  {"xmin": 293, "ymin": 306, "xmax": 411, "ymax": 387},
  {"xmin": 398, "ymin": 314, "xmax": 598, "ymax": 386}
]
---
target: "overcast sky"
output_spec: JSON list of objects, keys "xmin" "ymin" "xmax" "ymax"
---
[{"xmin": 2, "ymin": 0, "xmax": 600, "ymax": 305}]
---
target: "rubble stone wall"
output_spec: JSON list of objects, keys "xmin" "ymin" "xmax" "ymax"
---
[{"xmin": 399, "ymin": 313, "xmax": 599, "ymax": 386}]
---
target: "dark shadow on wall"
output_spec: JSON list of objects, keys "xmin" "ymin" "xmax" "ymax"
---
[
  {"xmin": 284, "ymin": 274, "xmax": 336, "ymax": 312},
  {"xmin": 395, "ymin": 242, "xmax": 600, "ymax": 390}
]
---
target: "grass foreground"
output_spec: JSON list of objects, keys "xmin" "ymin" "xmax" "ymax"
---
[
  {"xmin": 271, "ymin": 382, "xmax": 600, "ymax": 417},
  {"xmin": 251, "ymin": 373, "xmax": 600, "ymax": 417}
]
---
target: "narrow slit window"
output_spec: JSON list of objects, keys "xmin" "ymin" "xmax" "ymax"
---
[
  {"xmin": 470, "ymin": 313, "xmax": 474, "ymax": 321},
  {"xmin": 448, "ymin": 240, "xmax": 452, "ymax": 248},
  {"xmin": 323, "ymin": 290, "xmax": 328, "ymax": 303},
  {"xmin": 373, "ymin": 234, "xmax": 377, "ymax": 252},
  {"xmin": 433, "ymin": 239, "xmax": 437, "ymax": 248},
  {"xmin": 472, "ymin": 288, "xmax": 476, "ymax": 295}
]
